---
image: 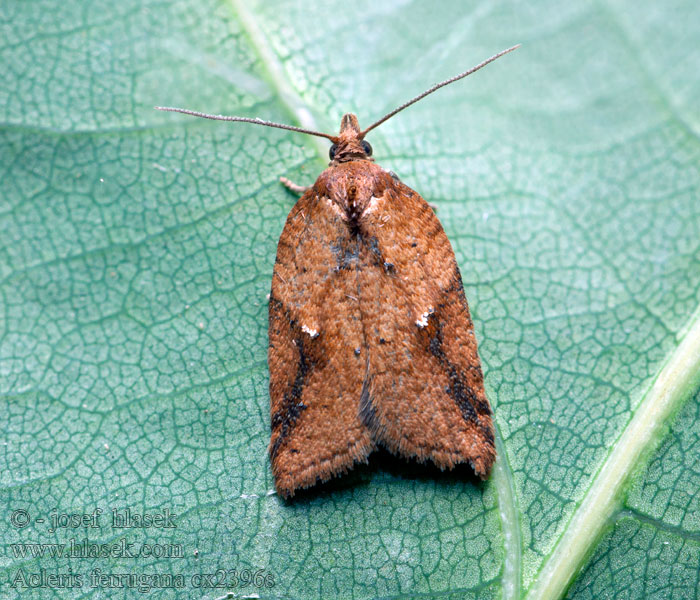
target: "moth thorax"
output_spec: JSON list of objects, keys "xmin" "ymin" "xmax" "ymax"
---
[{"xmin": 348, "ymin": 183, "xmax": 358, "ymax": 205}]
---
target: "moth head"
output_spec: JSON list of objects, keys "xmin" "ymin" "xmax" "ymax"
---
[{"xmin": 328, "ymin": 114, "xmax": 373, "ymax": 164}]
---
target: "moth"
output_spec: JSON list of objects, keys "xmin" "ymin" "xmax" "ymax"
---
[{"xmin": 157, "ymin": 45, "xmax": 518, "ymax": 498}]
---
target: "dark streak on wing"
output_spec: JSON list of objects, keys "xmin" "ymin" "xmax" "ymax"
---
[
  {"xmin": 428, "ymin": 318, "xmax": 477, "ymax": 422},
  {"xmin": 428, "ymin": 275, "xmax": 493, "ymax": 439},
  {"xmin": 331, "ymin": 237, "xmax": 360, "ymax": 271},
  {"xmin": 366, "ymin": 235, "xmax": 386, "ymax": 268},
  {"xmin": 269, "ymin": 296, "xmax": 311, "ymax": 459},
  {"xmin": 358, "ymin": 373, "xmax": 377, "ymax": 431}
]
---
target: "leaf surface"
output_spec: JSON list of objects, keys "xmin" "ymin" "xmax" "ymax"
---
[{"xmin": 1, "ymin": 1, "xmax": 699, "ymax": 598}]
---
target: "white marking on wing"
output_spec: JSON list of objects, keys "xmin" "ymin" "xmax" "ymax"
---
[
  {"xmin": 361, "ymin": 195, "xmax": 382, "ymax": 217},
  {"xmin": 302, "ymin": 324, "xmax": 319, "ymax": 338},
  {"xmin": 415, "ymin": 306, "xmax": 435, "ymax": 328}
]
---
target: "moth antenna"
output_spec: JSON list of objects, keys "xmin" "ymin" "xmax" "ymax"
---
[
  {"xmin": 154, "ymin": 106, "xmax": 338, "ymax": 141},
  {"xmin": 361, "ymin": 44, "xmax": 520, "ymax": 137}
]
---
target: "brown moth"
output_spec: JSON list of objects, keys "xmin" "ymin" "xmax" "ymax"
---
[{"xmin": 157, "ymin": 45, "xmax": 518, "ymax": 498}]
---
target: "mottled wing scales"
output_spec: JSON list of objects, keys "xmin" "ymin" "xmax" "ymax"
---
[
  {"xmin": 356, "ymin": 179, "xmax": 495, "ymax": 477},
  {"xmin": 268, "ymin": 190, "xmax": 374, "ymax": 498},
  {"xmin": 269, "ymin": 165, "xmax": 494, "ymax": 498}
]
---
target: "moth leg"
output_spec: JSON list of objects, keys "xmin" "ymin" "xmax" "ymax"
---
[{"xmin": 279, "ymin": 176, "xmax": 310, "ymax": 196}]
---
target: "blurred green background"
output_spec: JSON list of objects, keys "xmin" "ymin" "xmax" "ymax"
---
[{"xmin": 1, "ymin": 1, "xmax": 699, "ymax": 599}]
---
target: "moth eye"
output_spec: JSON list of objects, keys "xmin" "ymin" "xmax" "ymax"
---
[
  {"xmin": 329, "ymin": 144, "xmax": 338, "ymax": 160},
  {"xmin": 361, "ymin": 140, "xmax": 372, "ymax": 156}
]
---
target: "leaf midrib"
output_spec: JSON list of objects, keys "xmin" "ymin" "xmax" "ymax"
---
[
  {"xmin": 229, "ymin": 0, "xmax": 330, "ymax": 160},
  {"xmin": 526, "ymin": 311, "xmax": 700, "ymax": 600},
  {"xmin": 493, "ymin": 432, "xmax": 522, "ymax": 600}
]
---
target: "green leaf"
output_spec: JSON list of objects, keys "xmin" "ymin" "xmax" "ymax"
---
[
  {"xmin": 1, "ymin": 1, "xmax": 699, "ymax": 599},
  {"xmin": 565, "ymin": 386, "xmax": 700, "ymax": 599}
]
